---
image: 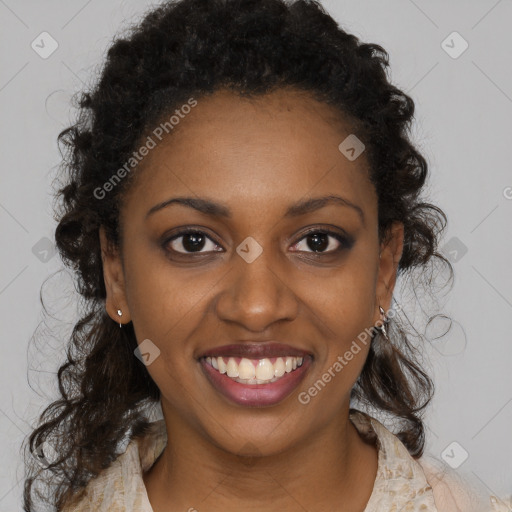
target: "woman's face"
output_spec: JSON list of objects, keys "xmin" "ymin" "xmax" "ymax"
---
[{"xmin": 100, "ymin": 88, "xmax": 403, "ymax": 456}]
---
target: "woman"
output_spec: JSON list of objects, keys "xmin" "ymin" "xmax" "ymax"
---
[{"xmin": 23, "ymin": 0, "xmax": 511, "ymax": 511}]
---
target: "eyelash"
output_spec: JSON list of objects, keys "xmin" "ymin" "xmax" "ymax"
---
[{"xmin": 162, "ymin": 227, "xmax": 353, "ymax": 257}]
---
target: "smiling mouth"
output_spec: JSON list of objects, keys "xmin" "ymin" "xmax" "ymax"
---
[{"xmin": 201, "ymin": 355, "xmax": 305, "ymax": 385}]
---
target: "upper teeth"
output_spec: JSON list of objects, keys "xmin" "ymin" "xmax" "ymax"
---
[{"xmin": 205, "ymin": 356, "xmax": 304, "ymax": 384}]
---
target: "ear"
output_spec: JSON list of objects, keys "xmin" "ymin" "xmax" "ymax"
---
[
  {"xmin": 99, "ymin": 226, "xmax": 131, "ymax": 325},
  {"xmin": 374, "ymin": 221, "xmax": 404, "ymax": 323}
]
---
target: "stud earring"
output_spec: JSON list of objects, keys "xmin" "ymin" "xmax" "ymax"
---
[
  {"xmin": 375, "ymin": 305, "xmax": 389, "ymax": 341},
  {"xmin": 117, "ymin": 309, "xmax": 123, "ymax": 328}
]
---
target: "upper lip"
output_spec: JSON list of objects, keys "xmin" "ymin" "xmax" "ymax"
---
[{"xmin": 198, "ymin": 342, "xmax": 313, "ymax": 360}]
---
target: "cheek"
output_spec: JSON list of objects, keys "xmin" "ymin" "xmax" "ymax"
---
[
  {"xmin": 307, "ymin": 261, "xmax": 376, "ymax": 382},
  {"xmin": 309, "ymin": 258, "xmax": 376, "ymax": 331},
  {"xmin": 123, "ymin": 242, "xmax": 215, "ymax": 333},
  {"xmin": 123, "ymin": 251, "xmax": 228, "ymax": 389},
  {"xmin": 123, "ymin": 259, "xmax": 207, "ymax": 404}
]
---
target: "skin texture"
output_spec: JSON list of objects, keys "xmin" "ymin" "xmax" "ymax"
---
[{"xmin": 99, "ymin": 88, "xmax": 404, "ymax": 512}]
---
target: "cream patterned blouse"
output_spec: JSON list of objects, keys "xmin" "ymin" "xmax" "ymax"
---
[{"xmin": 66, "ymin": 409, "xmax": 511, "ymax": 511}]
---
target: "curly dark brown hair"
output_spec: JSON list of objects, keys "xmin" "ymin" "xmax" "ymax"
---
[{"xmin": 23, "ymin": 0, "xmax": 453, "ymax": 510}]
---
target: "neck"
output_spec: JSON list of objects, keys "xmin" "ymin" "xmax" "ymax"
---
[{"xmin": 143, "ymin": 403, "xmax": 378, "ymax": 512}]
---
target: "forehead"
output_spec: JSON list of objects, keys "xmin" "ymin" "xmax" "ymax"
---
[{"xmin": 122, "ymin": 88, "xmax": 376, "ymax": 221}]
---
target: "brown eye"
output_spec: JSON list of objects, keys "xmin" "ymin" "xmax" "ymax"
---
[
  {"xmin": 291, "ymin": 229, "xmax": 353, "ymax": 254},
  {"xmin": 165, "ymin": 230, "xmax": 222, "ymax": 254}
]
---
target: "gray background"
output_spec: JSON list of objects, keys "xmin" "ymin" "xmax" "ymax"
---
[{"xmin": 1, "ymin": 0, "xmax": 511, "ymax": 509}]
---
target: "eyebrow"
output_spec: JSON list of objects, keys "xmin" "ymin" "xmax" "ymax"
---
[{"xmin": 146, "ymin": 194, "xmax": 365, "ymax": 225}]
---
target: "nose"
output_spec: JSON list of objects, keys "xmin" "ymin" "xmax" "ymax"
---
[{"xmin": 214, "ymin": 243, "xmax": 300, "ymax": 332}]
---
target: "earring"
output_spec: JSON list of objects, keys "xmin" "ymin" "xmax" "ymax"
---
[
  {"xmin": 375, "ymin": 305, "xmax": 389, "ymax": 341},
  {"xmin": 117, "ymin": 309, "xmax": 123, "ymax": 328}
]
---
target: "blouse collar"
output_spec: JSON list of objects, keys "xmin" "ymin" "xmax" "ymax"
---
[{"xmin": 80, "ymin": 409, "xmax": 438, "ymax": 511}]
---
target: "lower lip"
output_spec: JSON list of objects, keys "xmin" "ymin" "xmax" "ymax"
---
[{"xmin": 199, "ymin": 356, "xmax": 312, "ymax": 407}]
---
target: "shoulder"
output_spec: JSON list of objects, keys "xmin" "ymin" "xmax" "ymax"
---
[
  {"xmin": 417, "ymin": 454, "xmax": 512, "ymax": 512},
  {"xmin": 61, "ymin": 428, "xmax": 160, "ymax": 512},
  {"xmin": 61, "ymin": 451, "xmax": 134, "ymax": 511},
  {"xmin": 351, "ymin": 410, "xmax": 511, "ymax": 512}
]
